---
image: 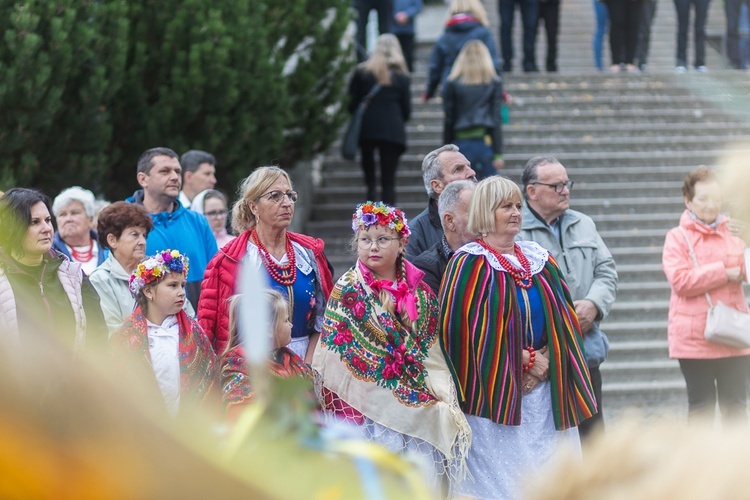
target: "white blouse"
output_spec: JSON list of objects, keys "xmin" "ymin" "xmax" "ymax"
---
[{"xmin": 147, "ymin": 315, "xmax": 181, "ymax": 415}]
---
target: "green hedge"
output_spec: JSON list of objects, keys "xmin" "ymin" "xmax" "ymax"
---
[{"xmin": 0, "ymin": 0, "xmax": 353, "ymax": 199}]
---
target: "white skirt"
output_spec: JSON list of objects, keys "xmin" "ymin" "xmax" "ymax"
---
[{"xmin": 458, "ymin": 381, "xmax": 581, "ymax": 500}]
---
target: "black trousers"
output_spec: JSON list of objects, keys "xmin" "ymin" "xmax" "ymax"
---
[
  {"xmin": 608, "ymin": 0, "xmax": 643, "ymax": 65},
  {"xmin": 578, "ymin": 364, "xmax": 604, "ymax": 439},
  {"xmin": 538, "ymin": 0, "xmax": 561, "ymax": 71},
  {"xmin": 396, "ymin": 33, "xmax": 416, "ymax": 72},
  {"xmin": 360, "ymin": 139, "xmax": 403, "ymax": 205},
  {"xmin": 355, "ymin": 0, "xmax": 394, "ymax": 61},
  {"xmin": 636, "ymin": 0, "xmax": 657, "ymax": 66},
  {"xmin": 679, "ymin": 356, "xmax": 749, "ymax": 424}
]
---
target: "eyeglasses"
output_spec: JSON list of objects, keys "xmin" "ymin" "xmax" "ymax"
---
[
  {"xmin": 258, "ymin": 190, "xmax": 298, "ymax": 204},
  {"xmin": 357, "ymin": 236, "xmax": 399, "ymax": 249},
  {"xmin": 205, "ymin": 210, "xmax": 228, "ymax": 218},
  {"xmin": 531, "ymin": 180, "xmax": 574, "ymax": 194}
]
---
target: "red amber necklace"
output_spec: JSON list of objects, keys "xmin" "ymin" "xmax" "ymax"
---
[
  {"xmin": 477, "ymin": 239, "xmax": 532, "ymax": 289},
  {"xmin": 252, "ymin": 230, "xmax": 297, "ymax": 286}
]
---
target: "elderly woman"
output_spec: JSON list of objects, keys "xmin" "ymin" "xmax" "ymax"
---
[
  {"xmin": 439, "ymin": 176, "xmax": 596, "ymax": 499},
  {"xmin": 198, "ymin": 166, "xmax": 334, "ymax": 362},
  {"xmin": 51, "ymin": 186, "xmax": 107, "ymax": 275},
  {"xmin": 90, "ymin": 202, "xmax": 195, "ymax": 335},
  {"xmin": 313, "ymin": 202, "xmax": 469, "ymax": 490},
  {"xmin": 0, "ymin": 188, "xmax": 106, "ymax": 349},
  {"xmin": 662, "ymin": 167, "xmax": 750, "ymax": 423},
  {"xmin": 190, "ymin": 189, "xmax": 236, "ymax": 248}
]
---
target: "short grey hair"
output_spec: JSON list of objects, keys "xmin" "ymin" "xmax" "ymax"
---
[
  {"xmin": 438, "ymin": 180, "xmax": 475, "ymax": 222},
  {"xmin": 52, "ymin": 186, "xmax": 96, "ymax": 217},
  {"xmin": 521, "ymin": 155, "xmax": 560, "ymax": 198},
  {"xmin": 422, "ymin": 144, "xmax": 459, "ymax": 199}
]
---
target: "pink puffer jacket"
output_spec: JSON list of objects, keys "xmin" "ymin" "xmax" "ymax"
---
[{"xmin": 662, "ymin": 210, "xmax": 750, "ymax": 359}]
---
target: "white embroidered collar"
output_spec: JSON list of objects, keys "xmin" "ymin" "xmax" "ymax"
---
[{"xmin": 457, "ymin": 240, "xmax": 548, "ymax": 275}]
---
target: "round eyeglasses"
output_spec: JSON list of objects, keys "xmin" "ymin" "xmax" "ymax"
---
[
  {"xmin": 357, "ymin": 236, "xmax": 399, "ymax": 250},
  {"xmin": 258, "ymin": 190, "xmax": 299, "ymax": 204}
]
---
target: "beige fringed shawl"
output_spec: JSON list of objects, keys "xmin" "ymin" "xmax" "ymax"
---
[{"xmin": 313, "ymin": 260, "xmax": 470, "ymax": 481}]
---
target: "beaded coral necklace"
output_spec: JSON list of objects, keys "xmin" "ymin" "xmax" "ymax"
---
[
  {"xmin": 477, "ymin": 239, "xmax": 532, "ymax": 289},
  {"xmin": 251, "ymin": 230, "xmax": 297, "ymax": 286}
]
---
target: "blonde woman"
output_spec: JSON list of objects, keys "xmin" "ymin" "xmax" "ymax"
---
[
  {"xmin": 348, "ymin": 34, "xmax": 411, "ymax": 205},
  {"xmin": 444, "ymin": 40, "xmax": 504, "ymax": 180},
  {"xmin": 425, "ymin": 0, "xmax": 501, "ymax": 100}
]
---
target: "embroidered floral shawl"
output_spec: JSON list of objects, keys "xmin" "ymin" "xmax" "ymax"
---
[
  {"xmin": 221, "ymin": 345, "xmax": 312, "ymax": 412},
  {"xmin": 112, "ymin": 308, "xmax": 217, "ymax": 409},
  {"xmin": 312, "ymin": 260, "xmax": 470, "ymax": 475},
  {"xmin": 439, "ymin": 241, "xmax": 597, "ymax": 430}
]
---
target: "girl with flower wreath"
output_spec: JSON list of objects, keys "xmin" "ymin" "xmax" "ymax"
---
[
  {"xmin": 312, "ymin": 202, "xmax": 470, "ymax": 492},
  {"xmin": 112, "ymin": 249, "xmax": 216, "ymax": 416}
]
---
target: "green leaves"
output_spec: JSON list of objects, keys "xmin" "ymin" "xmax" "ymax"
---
[{"xmin": 0, "ymin": 0, "xmax": 354, "ymax": 199}]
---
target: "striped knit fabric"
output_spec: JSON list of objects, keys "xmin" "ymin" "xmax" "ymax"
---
[{"xmin": 439, "ymin": 252, "xmax": 597, "ymax": 431}]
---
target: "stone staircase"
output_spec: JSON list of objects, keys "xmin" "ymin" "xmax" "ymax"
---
[{"xmin": 304, "ymin": 0, "xmax": 750, "ymax": 423}]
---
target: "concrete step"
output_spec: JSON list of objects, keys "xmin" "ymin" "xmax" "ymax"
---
[
  {"xmin": 605, "ymin": 339, "xmax": 671, "ymax": 363},
  {"xmin": 600, "ymin": 359, "xmax": 682, "ymax": 385},
  {"xmin": 607, "ymin": 300, "xmax": 670, "ymax": 323}
]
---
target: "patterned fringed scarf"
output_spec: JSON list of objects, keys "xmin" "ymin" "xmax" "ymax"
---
[
  {"xmin": 439, "ymin": 248, "xmax": 597, "ymax": 431},
  {"xmin": 221, "ymin": 346, "xmax": 312, "ymax": 410},
  {"xmin": 112, "ymin": 308, "xmax": 217, "ymax": 408},
  {"xmin": 313, "ymin": 261, "xmax": 471, "ymax": 483}
]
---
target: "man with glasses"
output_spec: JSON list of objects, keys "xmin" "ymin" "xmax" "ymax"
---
[
  {"xmin": 127, "ymin": 147, "xmax": 218, "ymax": 309},
  {"xmin": 518, "ymin": 155, "xmax": 617, "ymax": 440}
]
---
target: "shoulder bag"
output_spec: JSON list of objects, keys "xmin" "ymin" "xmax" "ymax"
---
[
  {"xmin": 680, "ymin": 226, "xmax": 750, "ymax": 348},
  {"xmin": 341, "ymin": 82, "xmax": 382, "ymax": 160}
]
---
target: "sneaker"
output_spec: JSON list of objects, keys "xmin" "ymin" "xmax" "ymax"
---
[
  {"xmin": 675, "ymin": 65, "xmax": 687, "ymax": 74},
  {"xmin": 696, "ymin": 65, "xmax": 708, "ymax": 73}
]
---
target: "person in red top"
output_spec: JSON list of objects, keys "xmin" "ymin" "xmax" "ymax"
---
[{"xmin": 198, "ymin": 166, "xmax": 334, "ymax": 363}]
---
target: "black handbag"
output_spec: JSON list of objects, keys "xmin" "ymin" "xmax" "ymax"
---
[{"xmin": 341, "ymin": 83, "xmax": 382, "ymax": 160}]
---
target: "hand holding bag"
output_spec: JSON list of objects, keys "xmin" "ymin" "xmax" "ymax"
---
[
  {"xmin": 341, "ymin": 82, "xmax": 382, "ymax": 160},
  {"xmin": 680, "ymin": 226, "xmax": 750, "ymax": 348}
]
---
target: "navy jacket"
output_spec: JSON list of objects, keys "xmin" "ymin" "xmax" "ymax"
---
[
  {"xmin": 426, "ymin": 15, "xmax": 501, "ymax": 98},
  {"xmin": 392, "ymin": 0, "xmax": 423, "ymax": 36}
]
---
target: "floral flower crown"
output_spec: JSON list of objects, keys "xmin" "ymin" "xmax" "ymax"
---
[
  {"xmin": 129, "ymin": 249, "xmax": 189, "ymax": 297},
  {"xmin": 351, "ymin": 201, "xmax": 410, "ymax": 240}
]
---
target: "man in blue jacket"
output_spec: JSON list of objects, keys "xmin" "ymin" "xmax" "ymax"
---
[{"xmin": 126, "ymin": 147, "xmax": 218, "ymax": 310}]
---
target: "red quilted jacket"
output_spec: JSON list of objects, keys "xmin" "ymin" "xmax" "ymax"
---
[{"xmin": 198, "ymin": 229, "xmax": 334, "ymax": 355}]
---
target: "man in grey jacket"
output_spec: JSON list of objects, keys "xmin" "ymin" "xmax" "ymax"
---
[{"xmin": 518, "ymin": 156, "xmax": 618, "ymax": 438}]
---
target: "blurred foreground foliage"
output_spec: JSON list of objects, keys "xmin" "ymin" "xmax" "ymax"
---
[{"xmin": 0, "ymin": 0, "xmax": 354, "ymax": 199}]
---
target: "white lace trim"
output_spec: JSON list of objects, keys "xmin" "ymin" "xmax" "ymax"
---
[
  {"xmin": 244, "ymin": 239, "xmax": 313, "ymax": 275},
  {"xmin": 457, "ymin": 240, "xmax": 549, "ymax": 275}
]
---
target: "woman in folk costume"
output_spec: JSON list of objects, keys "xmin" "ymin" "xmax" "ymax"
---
[
  {"xmin": 312, "ymin": 201, "xmax": 470, "ymax": 491},
  {"xmin": 438, "ymin": 176, "xmax": 597, "ymax": 499},
  {"xmin": 221, "ymin": 290, "xmax": 313, "ymax": 421},
  {"xmin": 112, "ymin": 250, "xmax": 216, "ymax": 416}
]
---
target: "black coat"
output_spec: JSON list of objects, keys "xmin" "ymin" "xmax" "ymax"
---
[
  {"xmin": 443, "ymin": 78, "xmax": 503, "ymax": 155},
  {"xmin": 348, "ymin": 68, "xmax": 411, "ymax": 147},
  {"xmin": 409, "ymin": 237, "xmax": 452, "ymax": 295}
]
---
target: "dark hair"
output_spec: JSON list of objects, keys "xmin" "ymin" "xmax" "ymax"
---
[
  {"xmin": 521, "ymin": 155, "xmax": 560, "ymax": 199},
  {"xmin": 202, "ymin": 189, "xmax": 228, "ymax": 208},
  {"xmin": 180, "ymin": 150, "xmax": 216, "ymax": 176},
  {"xmin": 0, "ymin": 188, "xmax": 53, "ymax": 254},
  {"xmin": 682, "ymin": 166, "xmax": 716, "ymax": 201},
  {"xmin": 96, "ymin": 201, "xmax": 154, "ymax": 250},
  {"xmin": 137, "ymin": 147, "xmax": 179, "ymax": 175}
]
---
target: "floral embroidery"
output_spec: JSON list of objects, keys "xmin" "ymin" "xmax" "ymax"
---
[{"xmin": 321, "ymin": 277, "xmax": 439, "ymax": 407}]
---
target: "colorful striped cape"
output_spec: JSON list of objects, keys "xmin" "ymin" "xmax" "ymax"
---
[{"xmin": 438, "ymin": 251, "xmax": 597, "ymax": 430}]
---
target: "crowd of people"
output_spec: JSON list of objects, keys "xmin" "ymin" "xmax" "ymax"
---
[{"xmin": 0, "ymin": 139, "xmax": 623, "ymax": 495}]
